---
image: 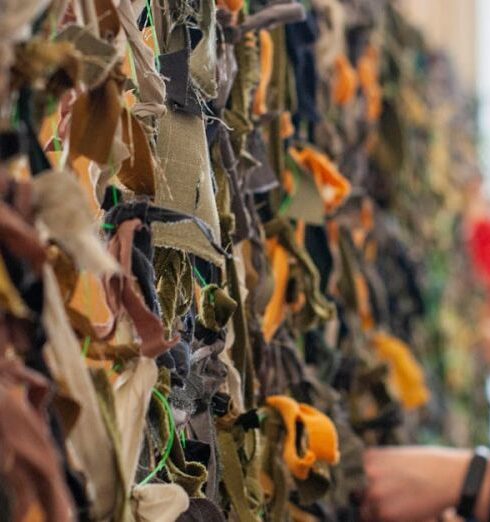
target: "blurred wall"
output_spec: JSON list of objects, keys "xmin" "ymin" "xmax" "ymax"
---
[{"xmin": 396, "ymin": 0, "xmax": 477, "ymax": 93}]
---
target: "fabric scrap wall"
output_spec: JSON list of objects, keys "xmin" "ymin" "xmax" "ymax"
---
[{"xmin": 0, "ymin": 0, "xmax": 484, "ymax": 520}]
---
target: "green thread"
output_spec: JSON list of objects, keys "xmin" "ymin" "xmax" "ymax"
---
[
  {"xmin": 145, "ymin": 0, "xmax": 161, "ymax": 63},
  {"xmin": 258, "ymin": 412, "xmax": 267, "ymax": 422},
  {"xmin": 101, "ymin": 188, "xmax": 118, "ymax": 231},
  {"xmin": 49, "ymin": 13, "xmax": 58, "ymax": 41},
  {"xmin": 108, "ymin": 361, "xmax": 123, "ymax": 377},
  {"xmin": 180, "ymin": 430, "xmax": 187, "ymax": 448},
  {"xmin": 82, "ymin": 336, "xmax": 91, "ymax": 358},
  {"xmin": 138, "ymin": 388, "xmax": 176, "ymax": 486},
  {"xmin": 48, "ymin": 97, "xmax": 62, "ymax": 153},
  {"xmin": 278, "ymin": 194, "xmax": 293, "ymax": 215},
  {"xmin": 203, "ymin": 284, "xmax": 216, "ymax": 305},
  {"xmin": 193, "ymin": 266, "xmax": 207, "ymax": 287},
  {"xmin": 111, "ymin": 185, "xmax": 119, "ymax": 206},
  {"xmin": 279, "ymin": 155, "xmax": 303, "ymax": 215}
]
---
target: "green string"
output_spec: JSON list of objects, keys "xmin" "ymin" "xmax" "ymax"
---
[
  {"xmin": 100, "ymin": 186, "xmax": 119, "ymax": 230},
  {"xmin": 108, "ymin": 361, "xmax": 123, "ymax": 377},
  {"xmin": 111, "ymin": 185, "xmax": 119, "ymax": 206},
  {"xmin": 180, "ymin": 430, "xmax": 187, "ymax": 448},
  {"xmin": 279, "ymin": 155, "xmax": 302, "ymax": 215},
  {"xmin": 193, "ymin": 266, "xmax": 207, "ymax": 287},
  {"xmin": 82, "ymin": 336, "xmax": 91, "ymax": 358},
  {"xmin": 203, "ymin": 284, "xmax": 216, "ymax": 305},
  {"xmin": 48, "ymin": 96, "xmax": 62, "ymax": 153},
  {"xmin": 145, "ymin": 0, "xmax": 161, "ymax": 65},
  {"xmin": 138, "ymin": 387, "xmax": 176, "ymax": 486},
  {"xmin": 49, "ymin": 12, "xmax": 58, "ymax": 41},
  {"xmin": 278, "ymin": 194, "xmax": 293, "ymax": 215}
]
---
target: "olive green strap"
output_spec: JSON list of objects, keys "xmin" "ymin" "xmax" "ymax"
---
[{"xmin": 218, "ymin": 430, "xmax": 261, "ymax": 522}]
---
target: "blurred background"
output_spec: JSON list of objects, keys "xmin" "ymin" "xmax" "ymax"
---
[
  {"xmin": 375, "ymin": 0, "xmax": 490, "ymax": 447},
  {"xmin": 398, "ymin": 0, "xmax": 490, "ymax": 179}
]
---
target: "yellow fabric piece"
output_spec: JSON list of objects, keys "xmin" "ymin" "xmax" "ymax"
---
[
  {"xmin": 262, "ymin": 238, "xmax": 290, "ymax": 343},
  {"xmin": 253, "ymin": 30, "xmax": 273, "ymax": 116},
  {"xmin": 289, "ymin": 146, "xmax": 351, "ymax": 214},
  {"xmin": 266, "ymin": 395, "xmax": 340, "ymax": 480},
  {"xmin": 332, "ymin": 54, "xmax": 358, "ymax": 106},
  {"xmin": 371, "ymin": 332, "xmax": 430, "ymax": 410},
  {"xmin": 353, "ymin": 273, "xmax": 374, "ymax": 332},
  {"xmin": 218, "ymin": 0, "xmax": 244, "ymax": 12},
  {"xmin": 357, "ymin": 45, "xmax": 382, "ymax": 122}
]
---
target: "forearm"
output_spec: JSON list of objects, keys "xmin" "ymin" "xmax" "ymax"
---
[{"xmin": 362, "ymin": 446, "xmax": 490, "ymax": 522}]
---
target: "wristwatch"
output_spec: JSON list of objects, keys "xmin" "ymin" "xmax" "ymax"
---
[{"xmin": 456, "ymin": 446, "xmax": 490, "ymax": 520}]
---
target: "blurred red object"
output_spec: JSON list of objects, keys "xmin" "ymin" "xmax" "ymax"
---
[{"xmin": 469, "ymin": 219, "xmax": 490, "ymax": 285}]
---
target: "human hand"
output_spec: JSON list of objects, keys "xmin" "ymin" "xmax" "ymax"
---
[{"xmin": 360, "ymin": 446, "xmax": 472, "ymax": 522}]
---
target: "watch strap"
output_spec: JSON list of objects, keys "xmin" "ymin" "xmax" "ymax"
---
[{"xmin": 457, "ymin": 446, "xmax": 489, "ymax": 519}]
